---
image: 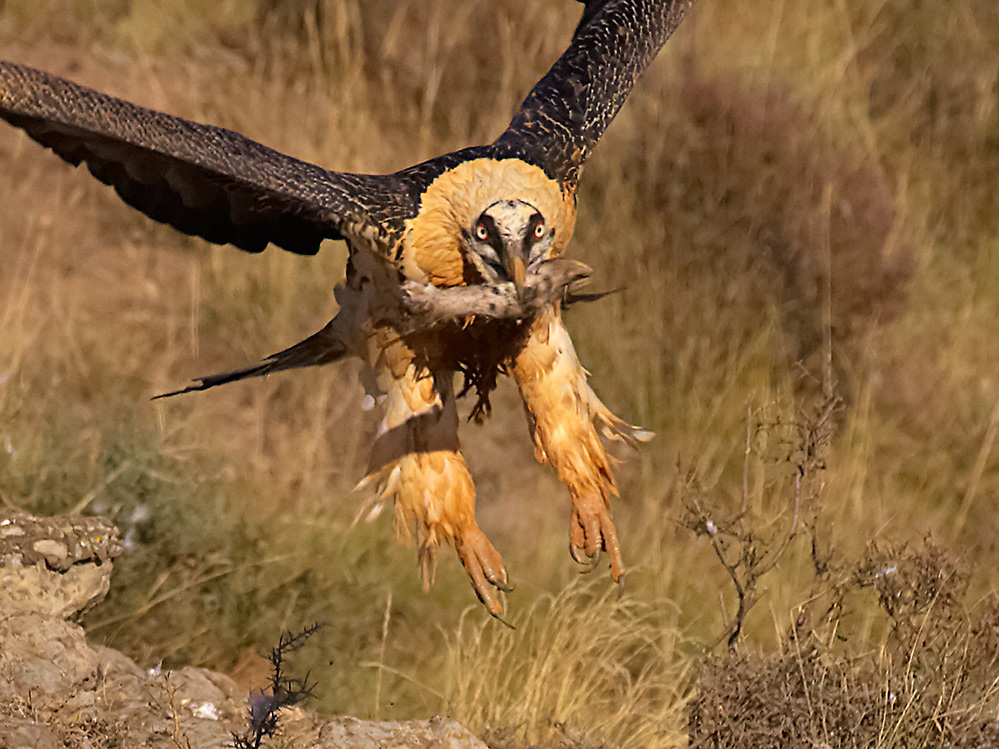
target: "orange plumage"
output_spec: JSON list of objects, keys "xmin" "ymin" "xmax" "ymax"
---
[{"xmin": 346, "ymin": 159, "xmax": 649, "ymax": 615}]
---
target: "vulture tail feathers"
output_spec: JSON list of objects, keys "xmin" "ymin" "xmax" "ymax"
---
[{"xmin": 154, "ymin": 319, "xmax": 349, "ymax": 399}]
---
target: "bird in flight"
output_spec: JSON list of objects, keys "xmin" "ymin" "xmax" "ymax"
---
[{"xmin": 0, "ymin": 0, "xmax": 695, "ymax": 618}]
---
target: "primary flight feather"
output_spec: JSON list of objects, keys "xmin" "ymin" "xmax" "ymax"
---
[{"xmin": 0, "ymin": 0, "xmax": 695, "ymax": 617}]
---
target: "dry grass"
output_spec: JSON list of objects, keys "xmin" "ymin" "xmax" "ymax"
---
[
  {"xmin": 691, "ymin": 542, "xmax": 999, "ymax": 748},
  {"xmin": 1, "ymin": 0, "xmax": 998, "ymax": 746},
  {"xmin": 445, "ymin": 582, "xmax": 690, "ymax": 747}
]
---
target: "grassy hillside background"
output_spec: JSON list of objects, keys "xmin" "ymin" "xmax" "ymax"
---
[{"xmin": 1, "ymin": 0, "xmax": 997, "ymax": 746}]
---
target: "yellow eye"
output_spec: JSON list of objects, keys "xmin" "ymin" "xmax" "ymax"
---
[
  {"xmin": 534, "ymin": 222, "xmax": 546, "ymax": 239},
  {"xmin": 476, "ymin": 222, "xmax": 489, "ymax": 241}
]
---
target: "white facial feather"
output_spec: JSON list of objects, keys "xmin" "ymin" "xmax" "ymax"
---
[{"xmin": 464, "ymin": 199, "xmax": 552, "ymax": 283}]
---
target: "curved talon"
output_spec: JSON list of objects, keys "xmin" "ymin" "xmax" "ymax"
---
[
  {"xmin": 493, "ymin": 578, "xmax": 515, "ymax": 593},
  {"xmin": 489, "ymin": 609, "xmax": 516, "ymax": 630},
  {"xmin": 581, "ymin": 549, "xmax": 601, "ymax": 573},
  {"xmin": 569, "ymin": 543, "xmax": 602, "ymax": 573},
  {"xmin": 467, "ymin": 568, "xmax": 504, "ymax": 617}
]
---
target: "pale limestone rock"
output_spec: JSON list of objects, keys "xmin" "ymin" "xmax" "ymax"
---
[
  {"xmin": 0, "ymin": 510, "xmax": 490, "ymax": 748},
  {"xmin": 0, "ymin": 511, "xmax": 121, "ymax": 618}
]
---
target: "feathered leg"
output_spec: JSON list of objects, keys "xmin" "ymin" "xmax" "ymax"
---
[
  {"xmin": 360, "ymin": 333, "xmax": 511, "ymax": 615},
  {"xmin": 512, "ymin": 308, "xmax": 653, "ymax": 583}
]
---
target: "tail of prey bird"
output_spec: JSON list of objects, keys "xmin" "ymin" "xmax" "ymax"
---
[{"xmin": 0, "ymin": 0, "xmax": 696, "ymax": 618}]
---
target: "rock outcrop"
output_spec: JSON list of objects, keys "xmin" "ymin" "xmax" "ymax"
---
[{"xmin": 0, "ymin": 509, "xmax": 487, "ymax": 749}]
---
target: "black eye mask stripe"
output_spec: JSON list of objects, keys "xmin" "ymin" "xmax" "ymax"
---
[{"xmin": 523, "ymin": 212, "xmax": 544, "ymax": 257}]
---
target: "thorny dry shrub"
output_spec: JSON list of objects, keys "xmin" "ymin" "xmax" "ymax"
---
[
  {"xmin": 857, "ymin": 543, "xmax": 999, "ymax": 747},
  {"xmin": 689, "ymin": 542, "xmax": 999, "ymax": 749},
  {"xmin": 689, "ymin": 642, "xmax": 880, "ymax": 749},
  {"xmin": 684, "ymin": 391, "xmax": 999, "ymax": 748},
  {"xmin": 683, "ymin": 393, "xmax": 841, "ymax": 648},
  {"xmin": 858, "ymin": 541, "xmax": 967, "ymax": 628},
  {"xmin": 617, "ymin": 71, "xmax": 913, "ymax": 395},
  {"xmin": 233, "ymin": 623, "xmax": 325, "ymax": 749}
]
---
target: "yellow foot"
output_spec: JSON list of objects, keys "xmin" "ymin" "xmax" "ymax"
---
[
  {"xmin": 569, "ymin": 493, "xmax": 624, "ymax": 583},
  {"xmin": 455, "ymin": 525, "xmax": 512, "ymax": 620}
]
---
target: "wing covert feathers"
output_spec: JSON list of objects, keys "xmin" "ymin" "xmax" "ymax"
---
[
  {"xmin": 0, "ymin": 60, "xmax": 414, "ymax": 256},
  {"xmin": 0, "ymin": 0, "xmax": 695, "ymax": 255}
]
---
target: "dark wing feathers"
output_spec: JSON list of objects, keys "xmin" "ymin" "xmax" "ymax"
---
[
  {"xmin": 153, "ymin": 318, "xmax": 350, "ymax": 398},
  {"xmin": 0, "ymin": 61, "xmax": 411, "ymax": 255},
  {"xmin": 0, "ymin": 0, "xmax": 695, "ymax": 395},
  {"xmin": 0, "ymin": 0, "xmax": 693, "ymax": 257},
  {"xmin": 493, "ymin": 0, "xmax": 695, "ymax": 187}
]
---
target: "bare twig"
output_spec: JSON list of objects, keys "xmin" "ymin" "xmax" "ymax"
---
[
  {"xmin": 164, "ymin": 673, "xmax": 192, "ymax": 749},
  {"xmin": 689, "ymin": 394, "xmax": 839, "ymax": 651},
  {"xmin": 687, "ymin": 492, "xmax": 759, "ymax": 650},
  {"xmin": 374, "ymin": 589, "xmax": 392, "ymax": 720}
]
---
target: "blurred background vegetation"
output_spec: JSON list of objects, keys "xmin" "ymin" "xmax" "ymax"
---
[{"xmin": 1, "ymin": 0, "xmax": 997, "ymax": 746}]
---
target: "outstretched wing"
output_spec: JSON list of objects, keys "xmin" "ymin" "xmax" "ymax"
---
[
  {"xmin": 0, "ymin": 61, "xmax": 415, "ymax": 255},
  {"xmin": 0, "ymin": 1, "xmax": 694, "ymax": 255},
  {"xmin": 491, "ymin": 0, "xmax": 696, "ymax": 188}
]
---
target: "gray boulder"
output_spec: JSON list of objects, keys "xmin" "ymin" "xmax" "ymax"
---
[{"xmin": 0, "ymin": 509, "xmax": 488, "ymax": 748}]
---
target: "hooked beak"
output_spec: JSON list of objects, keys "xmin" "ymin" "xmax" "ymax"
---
[{"xmin": 509, "ymin": 255, "xmax": 526, "ymax": 294}]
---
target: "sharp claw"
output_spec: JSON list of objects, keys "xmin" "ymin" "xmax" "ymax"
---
[
  {"xmin": 569, "ymin": 543, "xmax": 602, "ymax": 573},
  {"xmin": 493, "ymin": 578, "xmax": 515, "ymax": 593},
  {"xmin": 617, "ymin": 572, "xmax": 626, "ymax": 598},
  {"xmin": 569, "ymin": 495, "xmax": 625, "ymax": 581},
  {"xmin": 479, "ymin": 560, "xmax": 510, "ymax": 592},
  {"xmin": 470, "ymin": 575, "xmax": 504, "ymax": 617},
  {"xmin": 489, "ymin": 608, "xmax": 516, "ymax": 630},
  {"xmin": 569, "ymin": 542, "xmax": 588, "ymax": 565},
  {"xmin": 580, "ymin": 549, "xmax": 601, "ymax": 573}
]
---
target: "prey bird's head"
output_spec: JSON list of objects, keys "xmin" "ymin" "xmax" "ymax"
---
[{"xmin": 462, "ymin": 199, "xmax": 553, "ymax": 289}]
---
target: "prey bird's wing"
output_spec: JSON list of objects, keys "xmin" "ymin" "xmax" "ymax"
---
[
  {"xmin": 490, "ymin": 0, "xmax": 695, "ymax": 189},
  {"xmin": 0, "ymin": 60, "xmax": 417, "ymax": 255}
]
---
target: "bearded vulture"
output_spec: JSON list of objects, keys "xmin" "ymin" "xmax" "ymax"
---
[{"xmin": 0, "ymin": 0, "xmax": 696, "ymax": 618}]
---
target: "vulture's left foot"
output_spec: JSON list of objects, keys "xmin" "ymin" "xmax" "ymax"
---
[{"xmin": 569, "ymin": 493, "xmax": 624, "ymax": 583}]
